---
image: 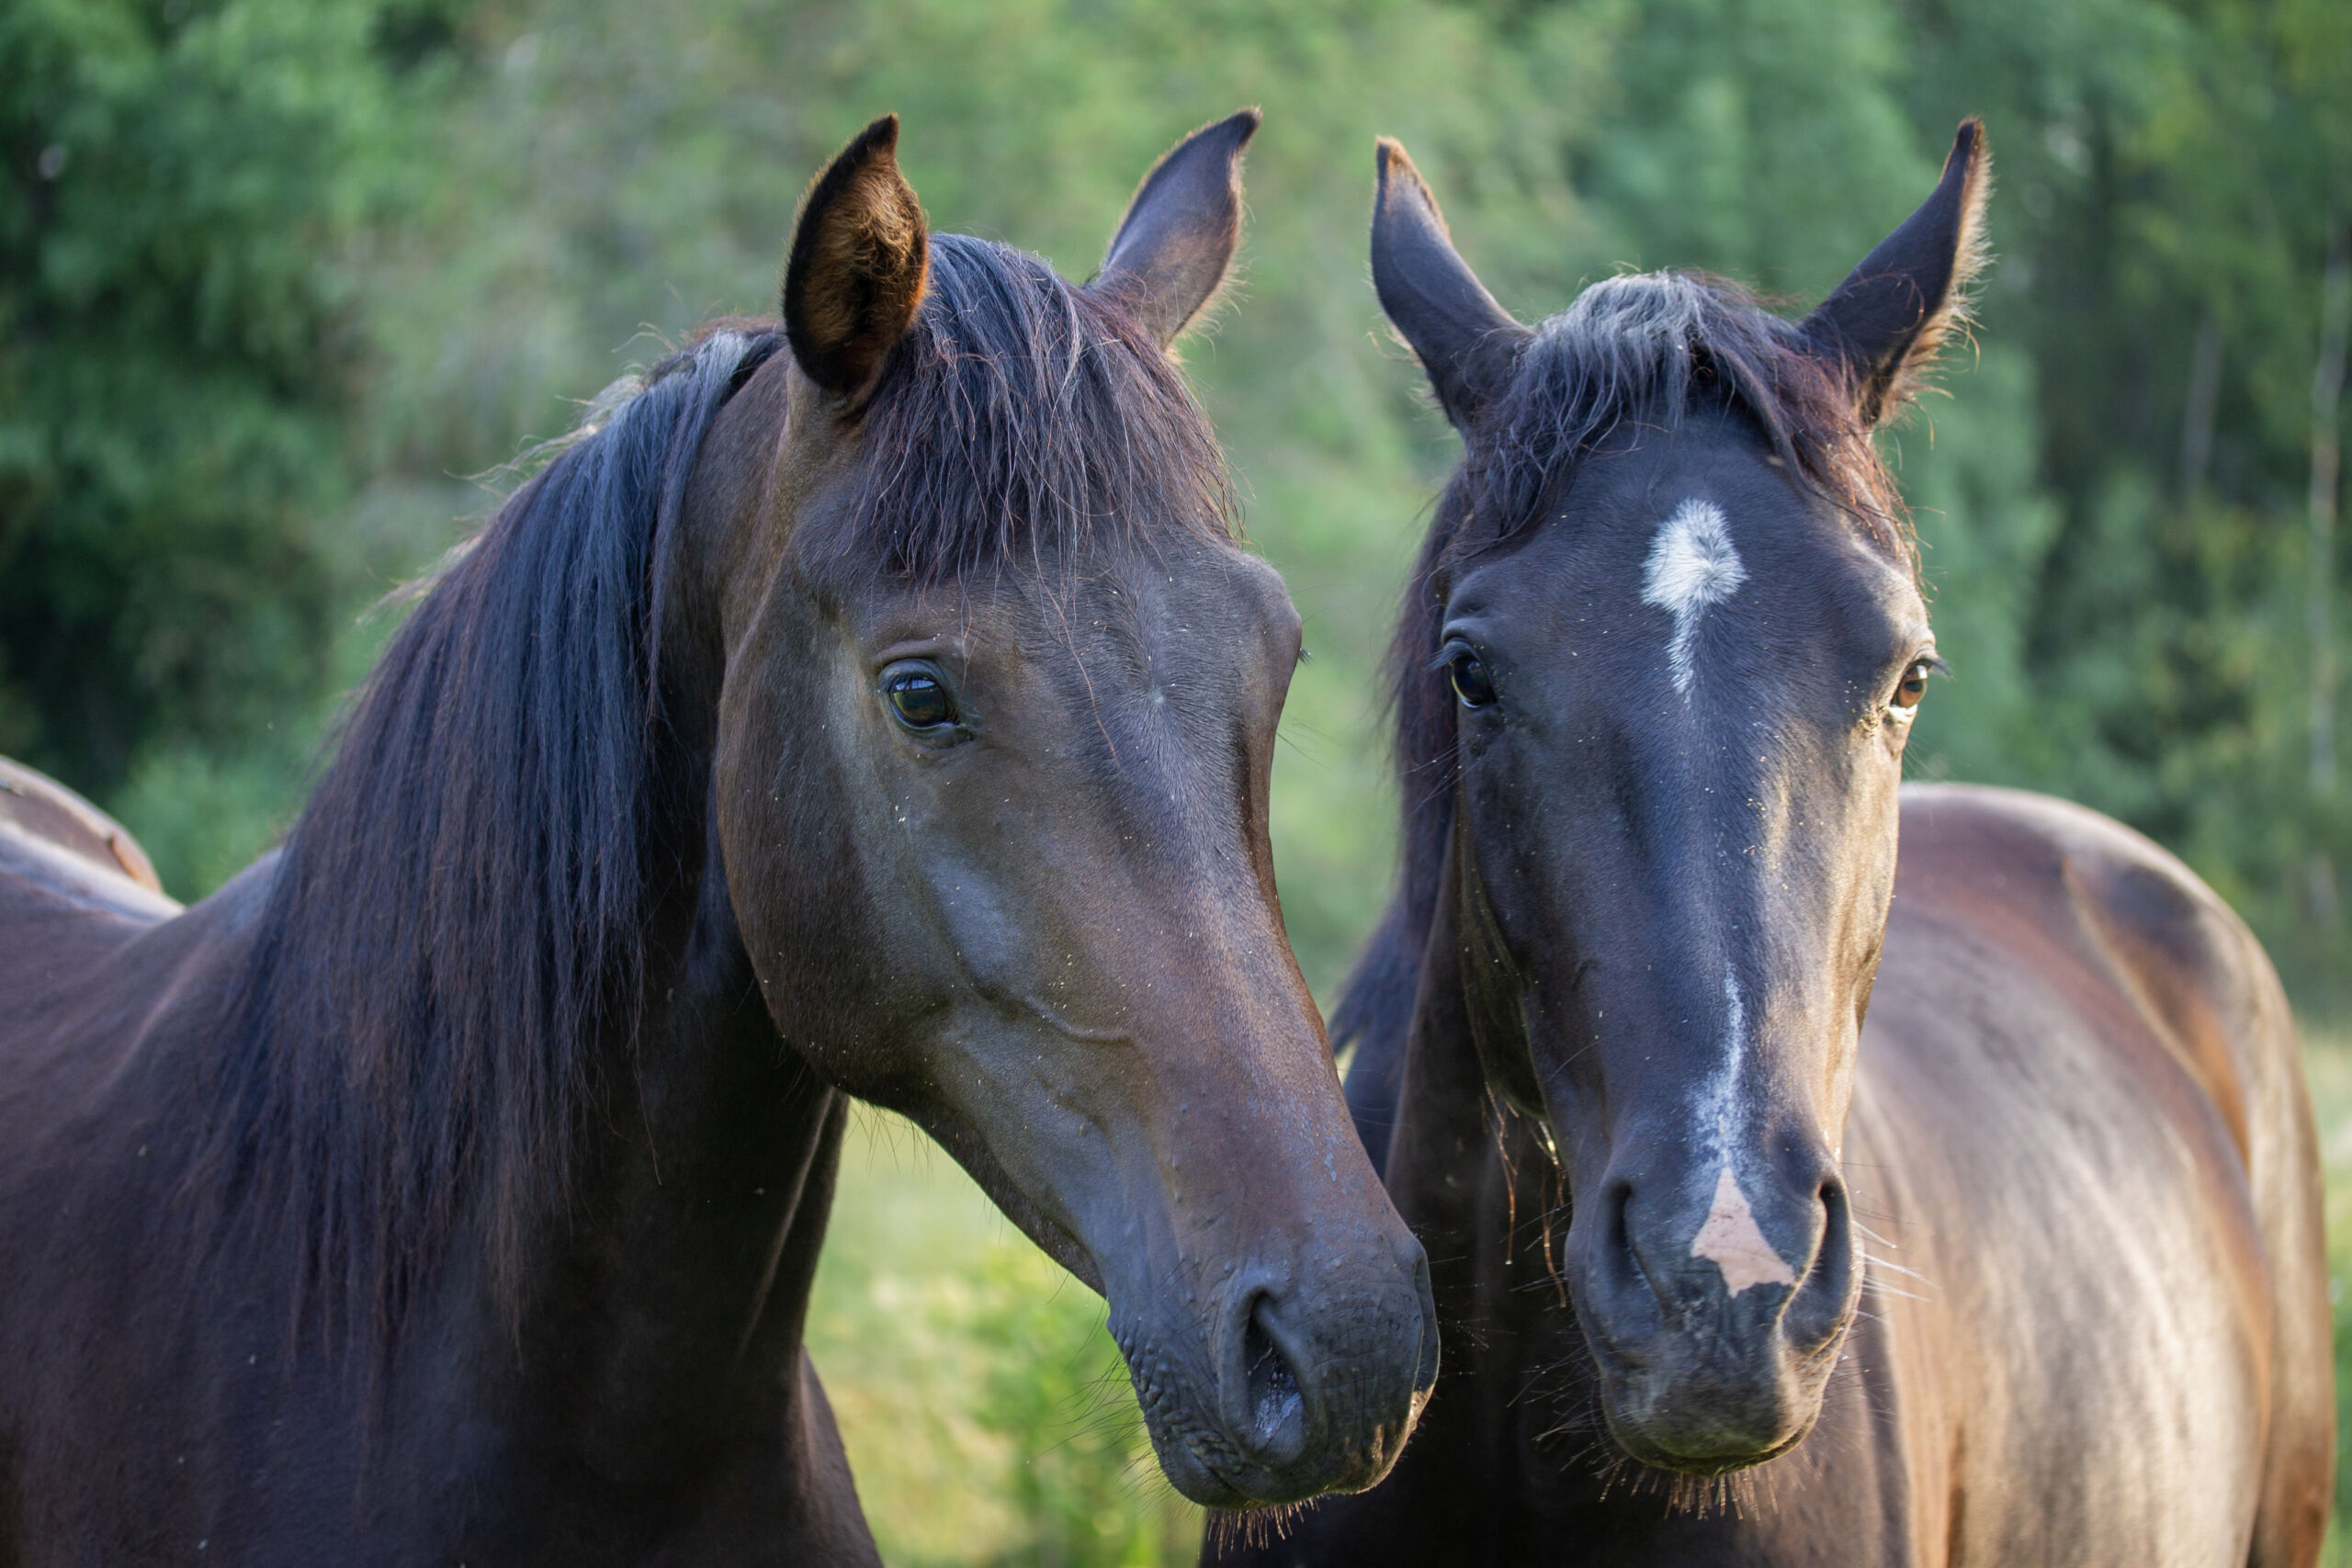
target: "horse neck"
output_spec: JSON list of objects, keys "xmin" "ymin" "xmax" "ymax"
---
[
  {"xmin": 1381, "ymin": 846, "xmax": 1618, "ymax": 1511},
  {"xmin": 495, "ymin": 759, "xmax": 850, "ymax": 1463},
  {"xmin": 514, "ymin": 513, "xmax": 851, "ymax": 1400}
]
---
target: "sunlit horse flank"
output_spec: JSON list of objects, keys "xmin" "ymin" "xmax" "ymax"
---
[
  {"xmin": 0, "ymin": 111, "xmax": 1439, "ymax": 1564},
  {"xmin": 1216, "ymin": 122, "xmax": 2333, "ymax": 1565}
]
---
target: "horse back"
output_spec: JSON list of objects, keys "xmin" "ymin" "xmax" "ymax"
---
[
  {"xmin": 1884, "ymin": 784, "xmax": 2331, "ymax": 1566},
  {"xmin": 0, "ymin": 759, "xmax": 167, "ymax": 898},
  {"xmin": 0, "ymin": 759, "xmax": 181, "ymax": 1033},
  {"xmin": 0, "ymin": 817, "xmax": 332, "ymax": 1562}
]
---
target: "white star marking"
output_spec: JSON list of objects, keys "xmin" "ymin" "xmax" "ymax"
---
[{"xmin": 1641, "ymin": 498, "xmax": 1747, "ymax": 695}]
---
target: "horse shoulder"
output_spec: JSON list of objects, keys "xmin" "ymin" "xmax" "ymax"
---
[
  {"xmin": 1884, "ymin": 781, "xmax": 2330, "ymax": 1564},
  {"xmin": 1894, "ymin": 782, "xmax": 2299, "ymax": 1175}
]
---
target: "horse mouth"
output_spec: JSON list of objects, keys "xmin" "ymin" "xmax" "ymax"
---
[
  {"xmin": 1599, "ymin": 1403, "xmax": 1816, "ymax": 1476},
  {"xmin": 1125, "ymin": 1332, "xmax": 1412, "ymax": 1509},
  {"xmin": 1587, "ymin": 1343, "xmax": 1836, "ymax": 1477}
]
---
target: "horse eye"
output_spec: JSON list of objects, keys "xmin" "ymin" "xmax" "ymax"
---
[
  {"xmin": 884, "ymin": 670, "xmax": 956, "ymax": 730},
  {"xmin": 1890, "ymin": 660, "xmax": 1931, "ymax": 713},
  {"xmin": 1450, "ymin": 647, "xmax": 1498, "ymax": 709}
]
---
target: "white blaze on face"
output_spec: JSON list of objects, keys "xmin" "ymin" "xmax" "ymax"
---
[
  {"xmin": 1641, "ymin": 498, "xmax": 1747, "ymax": 695},
  {"xmin": 1688, "ymin": 967, "xmax": 1798, "ymax": 1295},
  {"xmin": 1696, "ymin": 968, "xmax": 1747, "ymax": 1149},
  {"xmin": 1690, "ymin": 1165, "xmax": 1797, "ymax": 1296}
]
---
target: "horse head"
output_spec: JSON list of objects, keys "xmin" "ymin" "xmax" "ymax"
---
[
  {"xmin": 685, "ymin": 113, "xmax": 1436, "ymax": 1506},
  {"xmin": 1364, "ymin": 123, "xmax": 1987, "ymax": 1472}
]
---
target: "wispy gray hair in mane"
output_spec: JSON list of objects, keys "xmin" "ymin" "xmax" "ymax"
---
[
  {"xmin": 804, "ymin": 233, "xmax": 1236, "ymax": 582},
  {"xmin": 205, "ymin": 326, "xmax": 779, "ymax": 1338},
  {"xmin": 1458, "ymin": 271, "xmax": 1903, "ymax": 558},
  {"xmin": 1335, "ymin": 271, "xmax": 1908, "ymax": 1106}
]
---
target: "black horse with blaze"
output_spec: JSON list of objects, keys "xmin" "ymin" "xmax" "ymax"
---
[{"xmin": 1220, "ymin": 122, "xmax": 2334, "ymax": 1567}]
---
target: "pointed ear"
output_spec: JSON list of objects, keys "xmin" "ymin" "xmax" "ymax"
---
[
  {"xmin": 783, "ymin": 115, "xmax": 930, "ymax": 401},
  {"xmin": 1094, "ymin": 108, "xmax": 1261, "ymax": 346},
  {"xmin": 1802, "ymin": 119, "xmax": 1992, "ymax": 428},
  {"xmin": 1370, "ymin": 137, "xmax": 1530, "ymax": 430}
]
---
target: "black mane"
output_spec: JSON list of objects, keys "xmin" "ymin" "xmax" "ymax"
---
[
  {"xmin": 1335, "ymin": 271, "xmax": 1909, "ymax": 1115},
  {"xmin": 205, "ymin": 327, "xmax": 778, "ymax": 1333}
]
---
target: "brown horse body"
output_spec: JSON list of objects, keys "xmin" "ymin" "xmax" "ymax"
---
[
  {"xmin": 0, "ymin": 756, "xmax": 166, "ymax": 903},
  {"xmin": 0, "ymin": 779, "xmax": 876, "ymax": 1563}
]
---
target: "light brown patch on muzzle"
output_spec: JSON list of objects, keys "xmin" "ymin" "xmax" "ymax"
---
[{"xmin": 1690, "ymin": 1165, "xmax": 1797, "ymax": 1295}]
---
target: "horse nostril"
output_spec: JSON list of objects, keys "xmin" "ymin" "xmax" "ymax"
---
[
  {"xmin": 1786, "ymin": 1172, "xmax": 1857, "ymax": 1348},
  {"xmin": 1806, "ymin": 1176, "xmax": 1849, "ymax": 1289},
  {"xmin": 1604, "ymin": 1179, "xmax": 1656, "ymax": 1306},
  {"xmin": 1243, "ymin": 1299, "xmax": 1303, "ymax": 1449}
]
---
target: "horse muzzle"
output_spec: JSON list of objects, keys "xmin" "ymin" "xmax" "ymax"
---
[
  {"xmin": 1573, "ymin": 1155, "xmax": 1858, "ymax": 1472},
  {"xmin": 1114, "ymin": 1235, "xmax": 1440, "ymax": 1507}
]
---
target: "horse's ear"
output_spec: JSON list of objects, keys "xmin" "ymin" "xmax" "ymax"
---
[
  {"xmin": 783, "ymin": 114, "xmax": 930, "ymax": 402},
  {"xmin": 1370, "ymin": 137, "xmax": 1530, "ymax": 430},
  {"xmin": 1094, "ymin": 108, "xmax": 1261, "ymax": 347},
  {"xmin": 1802, "ymin": 119, "xmax": 1992, "ymax": 428}
]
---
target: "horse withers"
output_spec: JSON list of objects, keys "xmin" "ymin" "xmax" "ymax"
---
[
  {"xmin": 1217, "ymin": 123, "xmax": 2332, "ymax": 1565},
  {"xmin": 0, "ymin": 112, "xmax": 1435, "ymax": 1564}
]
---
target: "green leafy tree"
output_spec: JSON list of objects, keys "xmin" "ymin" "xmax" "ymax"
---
[{"xmin": 0, "ymin": 0, "xmax": 430, "ymax": 890}]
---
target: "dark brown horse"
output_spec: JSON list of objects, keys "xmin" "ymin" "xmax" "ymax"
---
[
  {"xmin": 0, "ymin": 112, "xmax": 1438, "ymax": 1564},
  {"xmin": 1216, "ymin": 124, "xmax": 2333, "ymax": 1565}
]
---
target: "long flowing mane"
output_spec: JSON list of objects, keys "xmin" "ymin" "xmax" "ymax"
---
[
  {"xmin": 197, "ymin": 234, "xmax": 1236, "ymax": 1343},
  {"xmin": 1333, "ymin": 271, "xmax": 1911, "ymax": 1082},
  {"xmin": 203, "ymin": 325, "xmax": 782, "ymax": 1333}
]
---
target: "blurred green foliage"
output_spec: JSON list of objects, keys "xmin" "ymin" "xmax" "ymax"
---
[
  {"xmin": 6, "ymin": 0, "xmax": 2352, "ymax": 1556},
  {"xmin": 2295, "ymin": 1041, "xmax": 2352, "ymax": 1566},
  {"xmin": 1, "ymin": 0, "xmax": 399, "ymax": 826},
  {"xmin": 808, "ymin": 1112, "xmax": 1201, "ymax": 1566}
]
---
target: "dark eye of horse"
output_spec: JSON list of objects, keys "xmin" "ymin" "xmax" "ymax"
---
[
  {"xmin": 1449, "ymin": 647, "xmax": 1498, "ymax": 709},
  {"xmin": 884, "ymin": 669, "xmax": 956, "ymax": 731},
  {"xmin": 1892, "ymin": 660, "xmax": 1931, "ymax": 711}
]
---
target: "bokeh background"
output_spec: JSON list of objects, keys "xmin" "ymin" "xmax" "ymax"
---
[{"xmin": 5, "ymin": 0, "xmax": 2349, "ymax": 1561}]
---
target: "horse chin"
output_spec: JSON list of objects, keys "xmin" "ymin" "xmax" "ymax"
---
[
  {"xmin": 1150, "ymin": 1438, "xmax": 1408, "ymax": 1511},
  {"xmin": 1599, "ymin": 1400, "xmax": 1819, "ymax": 1478},
  {"xmin": 1588, "ymin": 1344, "xmax": 1838, "ymax": 1477},
  {"xmin": 1149, "ymin": 1438, "xmax": 1252, "ymax": 1510},
  {"xmin": 1131, "ymin": 1384, "xmax": 1417, "ymax": 1509},
  {"xmin": 1136, "ymin": 1404, "xmax": 1305, "ymax": 1510}
]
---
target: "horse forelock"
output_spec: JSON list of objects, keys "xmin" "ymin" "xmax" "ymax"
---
[
  {"xmin": 801, "ymin": 233, "xmax": 1238, "ymax": 586},
  {"xmin": 203, "ymin": 325, "xmax": 779, "ymax": 1341},
  {"xmin": 1334, "ymin": 270, "xmax": 1914, "ymax": 1084},
  {"xmin": 1460, "ymin": 271, "xmax": 1908, "ymax": 566}
]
